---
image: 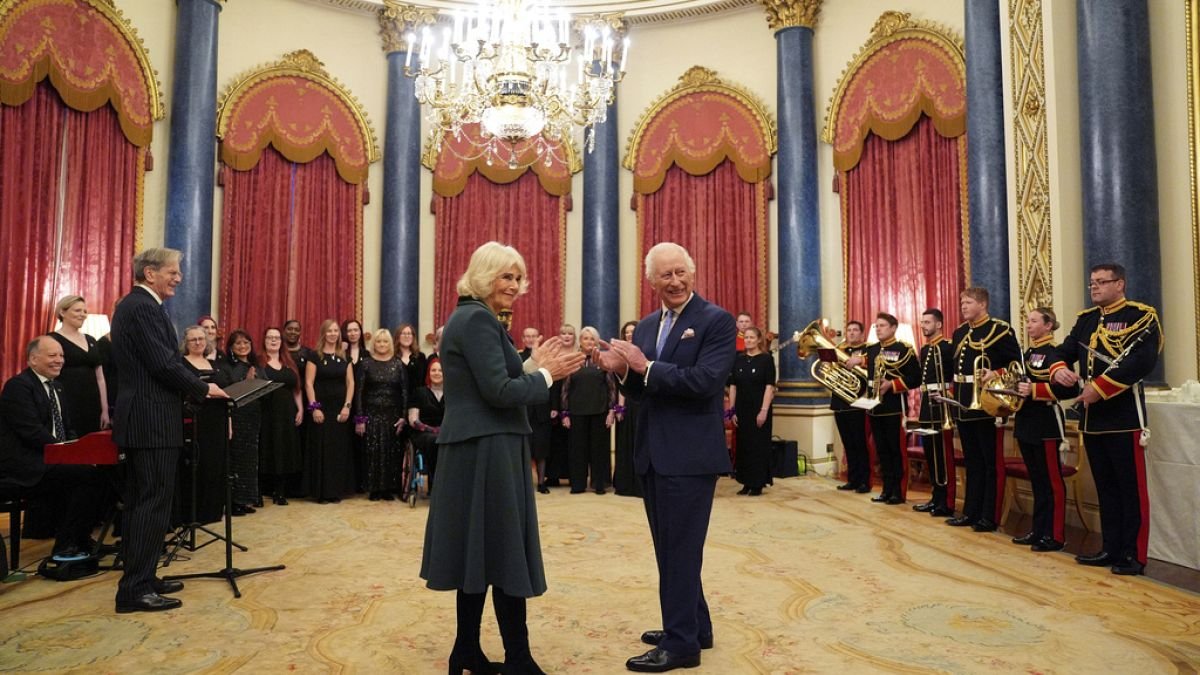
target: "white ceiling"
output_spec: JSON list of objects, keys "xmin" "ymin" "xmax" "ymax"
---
[{"xmin": 310, "ymin": 0, "xmax": 759, "ymax": 25}]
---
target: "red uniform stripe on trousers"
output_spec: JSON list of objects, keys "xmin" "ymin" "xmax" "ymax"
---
[
  {"xmin": 942, "ymin": 428, "xmax": 957, "ymax": 510},
  {"xmin": 898, "ymin": 418, "xmax": 909, "ymax": 501},
  {"xmin": 865, "ymin": 416, "xmax": 878, "ymax": 487},
  {"xmin": 1043, "ymin": 439, "xmax": 1066, "ymax": 542},
  {"xmin": 993, "ymin": 426, "xmax": 1007, "ymax": 524},
  {"xmin": 1132, "ymin": 431, "xmax": 1151, "ymax": 565}
]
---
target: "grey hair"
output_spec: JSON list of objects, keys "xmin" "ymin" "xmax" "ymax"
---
[
  {"xmin": 643, "ymin": 242, "xmax": 696, "ymax": 280},
  {"xmin": 26, "ymin": 335, "xmax": 57, "ymax": 362},
  {"xmin": 180, "ymin": 325, "xmax": 212, "ymax": 357},
  {"xmin": 455, "ymin": 242, "xmax": 530, "ymax": 300},
  {"xmin": 132, "ymin": 247, "xmax": 182, "ymax": 282},
  {"xmin": 579, "ymin": 326, "xmax": 600, "ymax": 342}
]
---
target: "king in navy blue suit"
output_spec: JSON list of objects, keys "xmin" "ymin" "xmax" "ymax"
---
[{"xmin": 598, "ymin": 243, "xmax": 735, "ymax": 672}]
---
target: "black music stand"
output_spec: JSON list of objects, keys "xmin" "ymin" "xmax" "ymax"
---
[{"xmin": 164, "ymin": 379, "xmax": 285, "ymax": 598}]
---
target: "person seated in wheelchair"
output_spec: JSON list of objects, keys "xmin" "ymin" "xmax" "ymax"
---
[{"xmin": 407, "ymin": 358, "xmax": 445, "ymax": 494}]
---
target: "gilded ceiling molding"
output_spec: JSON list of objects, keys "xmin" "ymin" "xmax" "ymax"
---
[
  {"xmin": 1009, "ymin": 0, "xmax": 1053, "ymax": 318},
  {"xmin": 378, "ymin": 1, "xmax": 437, "ymax": 53},
  {"xmin": 302, "ymin": 0, "xmax": 757, "ymax": 26},
  {"xmin": 1187, "ymin": 0, "xmax": 1199, "ymax": 375},
  {"xmin": 760, "ymin": 0, "xmax": 821, "ymax": 31}
]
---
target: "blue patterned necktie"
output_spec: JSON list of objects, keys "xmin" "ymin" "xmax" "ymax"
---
[
  {"xmin": 46, "ymin": 380, "xmax": 65, "ymax": 440},
  {"xmin": 656, "ymin": 309, "xmax": 675, "ymax": 357}
]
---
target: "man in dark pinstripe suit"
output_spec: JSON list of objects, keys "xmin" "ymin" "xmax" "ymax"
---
[{"xmin": 111, "ymin": 248, "xmax": 226, "ymax": 613}]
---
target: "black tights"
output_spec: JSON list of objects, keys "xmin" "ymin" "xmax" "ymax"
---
[{"xmin": 454, "ymin": 588, "xmax": 531, "ymax": 663}]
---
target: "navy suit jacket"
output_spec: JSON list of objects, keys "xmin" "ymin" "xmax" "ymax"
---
[
  {"xmin": 111, "ymin": 286, "xmax": 209, "ymax": 449},
  {"xmin": 0, "ymin": 369, "xmax": 76, "ymax": 489},
  {"xmin": 621, "ymin": 293, "xmax": 736, "ymax": 476}
]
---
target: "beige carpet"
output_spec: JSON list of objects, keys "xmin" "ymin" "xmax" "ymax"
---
[{"xmin": 2, "ymin": 476, "xmax": 1199, "ymax": 673}]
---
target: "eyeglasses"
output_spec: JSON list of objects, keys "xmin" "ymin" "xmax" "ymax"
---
[
  {"xmin": 1087, "ymin": 278, "xmax": 1120, "ymax": 289},
  {"xmin": 186, "ymin": 337, "xmax": 207, "ymax": 343}
]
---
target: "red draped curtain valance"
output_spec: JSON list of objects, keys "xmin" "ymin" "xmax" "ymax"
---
[
  {"xmin": 829, "ymin": 13, "xmax": 969, "ymax": 338},
  {"xmin": 217, "ymin": 51, "xmax": 375, "ymax": 346},
  {"xmin": 626, "ymin": 67, "xmax": 775, "ymax": 323},
  {"xmin": 426, "ymin": 123, "xmax": 579, "ymax": 198}
]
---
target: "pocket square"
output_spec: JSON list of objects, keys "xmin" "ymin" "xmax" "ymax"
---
[{"xmin": 681, "ymin": 328, "xmax": 696, "ymax": 340}]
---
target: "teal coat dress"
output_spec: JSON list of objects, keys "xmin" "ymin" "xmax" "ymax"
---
[{"xmin": 419, "ymin": 297, "xmax": 550, "ymax": 597}]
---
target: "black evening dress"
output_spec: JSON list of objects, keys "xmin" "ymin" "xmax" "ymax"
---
[
  {"xmin": 306, "ymin": 352, "xmax": 356, "ymax": 501},
  {"xmin": 259, "ymin": 362, "xmax": 303, "ymax": 484},
  {"xmin": 222, "ymin": 359, "xmax": 262, "ymax": 507},
  {"xmin": 180, "ymin": 358, "xmax": 230, "ymax": 525},
  {"xmin": 51, "ymin": 332, "xmax": 104, "ymax": 434},
  {"xmin": 355, "ymin": 356, "xmax": 408, "ymax": 496},
  {"xmin": 730, "ymin": 351, "xmax": 776, "ymax": 490},
  {"xmin": 399, "ymin": 350, "xmax": 428, "ymax": 399},
  {"xmin": 612, "ymin": 396, "xmax": 643, "ymax": 497},
  {"xmin": 409, "ymin": 385, "xmax": 445, "ymax": 490}
]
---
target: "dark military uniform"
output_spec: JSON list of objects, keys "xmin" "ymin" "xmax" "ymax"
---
[
  {"xmin": 863, "ymin": 338, "xmax": 921, "ymax": 502},
  {"xmin": 916, "ymin": 335, "xmax": 956, "ymax": 514},
  {"xmin": 949, "ymin": 316, "xmax": 1022, "ymax": 528},
  {"xmin": 1051, "ymin": 299, "xmax": 1162, "ymax": 568},
  {"xmin": 830, "ymin": 342, "xmax": 871, "ymax": 491},
  {"xmin": 1014, "ymin": 337, "xmax": 1077, "ymax": 548}
]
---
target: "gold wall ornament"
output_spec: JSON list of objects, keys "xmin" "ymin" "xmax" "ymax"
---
[
  {"xmin": 377, "ymin": 1, "xmax": 437, "ymax": 53},
  {"xmin": 1009, "ymin": 0, "xmax": 1053, "ymax": 329},
  {"xmin": 760, "ymin": 0, "xmax": 821, "ymax": 31},
  {"xmin": 573, "ymin": 12, "xmax": 627, "ymax": 38},
  {"xmin": 1188, "ymin": 0, "xmax": 1200, "ymax": 376}
]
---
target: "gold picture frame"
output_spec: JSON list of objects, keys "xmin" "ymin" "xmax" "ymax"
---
[{"xmin": 1189, "ymin": 0, "xmax": 1200, "ymax": 376}]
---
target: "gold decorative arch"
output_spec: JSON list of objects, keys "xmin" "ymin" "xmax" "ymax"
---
[
  {"xmin": 822, "ymin": 11, "xmax": 965, "ymax": 172},
  {"xmin": 217, "ymin": 50, "xmax": 380, "ymax": 185},
  {"xmin": 0, "ymin": 0, "xmax": 164, "ymax": 147},
  {"xmin": 624, "ymin": 66, "xmax": 777, "ymax": 195}
]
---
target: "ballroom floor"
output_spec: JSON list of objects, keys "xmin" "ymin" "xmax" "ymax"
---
[{"xmin": 2, "ymin": 475, "xmax": 1199, "ymax": 673}]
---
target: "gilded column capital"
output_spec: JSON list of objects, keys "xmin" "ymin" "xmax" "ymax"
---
[
  {"xmin": 378, "ymin": 1, "xmax": 437, "ymax": 54},
  {"xmin": 761, "ymin": 0, "xmax": 822, "ymax": 31},
  {"xmin": 573, "ymin": 13, "xmax": 628, "ymax": 39}
]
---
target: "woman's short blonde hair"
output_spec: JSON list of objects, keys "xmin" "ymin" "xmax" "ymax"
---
[
  {"xmin": 371, "ymin": 329, "xmax": 394, "ymax": 358},
  {"xmin": 579, "ymin": 326, "xmax": 600, "ymax": 344},
  {"xmin": 55, "ymin": 294, "xmax": 86, "ymax": 320},
  {"xmin": 455, "ymin": 241, "xmax": 529, "ymax": 300}
]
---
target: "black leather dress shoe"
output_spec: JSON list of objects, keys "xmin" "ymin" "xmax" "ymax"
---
[
  {"xmin": 854, "ymin": 484, "xmax": 872, "ymax": 494},
  {"xmin": 115, "ymin": 593, "xmax": 182, "ymax": 614},
  {"xmin": 153, "ymin": 578, "xmax": 184, "ymax": 594},
  {"xmin": 640, "ymin": 630, "xmax": 713, "ymax": 650},
  {"xmin": 537, "ymin": 484, "xmax": 550, "ymax": 494},
  {"xmin": 1075, "ymin": 551, "xmax": 1116, "ymax": 566},
  {"xmin": 971, "ymin": 519, "xmax": 998, "ymax": 532},
  {"xmin": 1031, "ymin": 538, "xmax": 1065, "ymax": 552},
  {"xmin": 870, "ymin": 494, "xmax": 892, "ymax": 503},
  {"xmin": 912, "ymin": 501, "xmax": 936, "ymax": 512},
  {"xmin": 886, "ymin": 496, "xmax": 905, "ymax": 505},
  {"xmin": 1111, "ymin": 558, "xmax": 1145, "ymax": 576},
  {"xmin": 929, "ymin": 506, "xmax": 955, "ymax": 517},
  {"xmin": 1011, "ymin": 531, "xmax": 1039, "ymax": 545},
  {"xmin": 945, "ymin": 516, "xmax": 976, "ymax": 527},
  {"xmin": 836, "ymin": 482, "xmax": 856, "ymax": 491},
  {"xmin": 595, "ymin": 488, "xmax": 608, "ymax": 495},
  {"xmin": 626, "ymin": 647, "xmax": 700, "ymax": 672}
]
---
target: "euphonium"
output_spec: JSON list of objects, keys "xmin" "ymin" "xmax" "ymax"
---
[
  {"xmin": 967, "ymin": 354, "xmax": 991, "ymax": 411},
  {"xmin": 979, "ymin": 360, "xmax": 1026, "ymax": 417},
  {"xmin": 794, "ymin": 319, "xmax": 867, "ymax": 403}
]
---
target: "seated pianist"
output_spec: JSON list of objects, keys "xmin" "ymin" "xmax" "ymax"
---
[{"xmin": 0, "ymin": 335, "xmax": 105, "ymax": 561}]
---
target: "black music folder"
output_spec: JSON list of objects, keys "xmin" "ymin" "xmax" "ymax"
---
[{"xmin": 221, "ymin": 379, "xmax": 283, "ymax": 408}]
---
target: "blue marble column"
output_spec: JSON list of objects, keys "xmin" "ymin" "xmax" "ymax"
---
[
  {"xmin": 1076, "ymin": 0, "xmax": 1164, "ymax": 383},
  {"xmin": 380, "ymin": 50, "xmax": 421, "ymax": 330},
  {"xmin": 965, "ymin": 0, "xmax": 1010, "ymax": 321},
  {"xmin": 163, "ymin": 0, "xmax": 221, "ymax": 331},
  {"xmin": 581, "ymin": 99, "xmax": 619, "ymax": 340},
  {"xmin": 775, "ymin": 24, "xmax": 823, "ymax": 402}
]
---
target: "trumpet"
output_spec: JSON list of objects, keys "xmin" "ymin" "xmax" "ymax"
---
[
  {"xmin": 793, "ymin": 319, "xmax": 868, "ymax": 404},
  {"xmin": 967, "ymin": 354, "xmax": 990, "ymax": 411}
]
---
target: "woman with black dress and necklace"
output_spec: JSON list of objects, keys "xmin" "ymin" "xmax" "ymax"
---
[
  {"xmin": 728, "ymin": 326, "xmax": 777, "ymax": 496},
  {"xmin": 408, "ymin": 357, "xmax": 445, "ymax": 494},
  {"xmin": 394, "ymin": 323, "xmax": 426, "ymax": 400},
  {"xmin": 221, "ymin": 329, "xmax": 262, "ymax": 514},
  {"xmin": 354, "ymin": 330, "xmax": 408, "ymax": 500},
  {"xmin": 258, "ymin": 327, "xmax": 303, "ymax": 505},
  {"xmin": 51, "ymin": 295, "xmax": 110, "ymax": 434},
  {"xmin": 180, "ymin": 326, "xmax": 229, "ymax": 524},
  {"xmin": 612, "ymin": 320, "xmax": 643, "ymax": 497},
  {"xmin": 306, "ymin": 319, "xmax": 357, "ymax": 503}
]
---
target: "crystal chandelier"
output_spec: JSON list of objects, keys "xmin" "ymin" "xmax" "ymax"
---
[{"xmin": 403, "ymin": 1, "xmax": 629, "ymax": 169}]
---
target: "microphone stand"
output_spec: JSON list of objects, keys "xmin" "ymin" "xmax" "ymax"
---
[{"xmin": 163, "ymin": 406, "xmax": 245, "ymax": 565}]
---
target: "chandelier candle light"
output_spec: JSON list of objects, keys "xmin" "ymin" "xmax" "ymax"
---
[{"xmin": 403, "ymin": 0, "xmax": 629, "ymax": 169}]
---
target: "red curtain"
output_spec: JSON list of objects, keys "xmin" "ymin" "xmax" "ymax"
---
[
  {"xmin": 433, "ymin": 171, "xmax": 565, "ymax": 338},
  {"xmin": 219, "ymin": 148, "xmax": 362, "ymax": 347},
  {"xmin": 637, "ymin": 160, "xmax": 768, "ymax": 322},
  {"xmin": 0, "ymin": 83, "xmax": 139, "ymax": 379},
  {"xmin": 0, "ymin": 85, "xmax": 65, "ymax": 378},
  {"xmin": 842, "ymin": 115, "xmax": 966, "ymax": 335}
]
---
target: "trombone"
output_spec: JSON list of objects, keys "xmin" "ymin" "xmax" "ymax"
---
[{"xmin": 923, "ymin": 342, "xmax": 952, "ymax": 487}]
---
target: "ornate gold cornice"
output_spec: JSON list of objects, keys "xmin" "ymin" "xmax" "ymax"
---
[
  {"xmin": 573, "ymin": 12, "xmax": 627, "ymax": 38},
  {"xmin": 378, "ymin": 1, "xmax": 437, "ymax": 53},
  {"xmin": 1009, "ymin": 0, "xmax": 1053, "ymax": 330},
  {"xmin": 760, "ymin": 0, "xmax": 821, "ymax": 31},
  {"xmin": 217, "ymin": 49, "xmax": 381, "ymax": 163}
]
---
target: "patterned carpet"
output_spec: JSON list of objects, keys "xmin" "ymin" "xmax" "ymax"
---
[{"xmin": 2, "ymin": 475, "xmax": 1199, "ymax": 673}]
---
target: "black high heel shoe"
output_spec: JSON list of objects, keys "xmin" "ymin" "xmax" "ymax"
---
[
  {"xmin": 501, "ymin": 655, "xmax": 546, "ymax": 675},
  {"xmin": 448, "ymin": 647, "xmax": 501, "ymax": 675}
]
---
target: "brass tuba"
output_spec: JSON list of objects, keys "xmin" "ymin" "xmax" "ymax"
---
[
  {"xmin": 794, "ymin": 319, "xmax": 868, "ymax": 404},
  {"xmin": 978, "ymin": 360, "xmax": 1026, "ymax": 417}
]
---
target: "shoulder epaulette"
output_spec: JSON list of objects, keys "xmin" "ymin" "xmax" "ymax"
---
[
  {"xmin": 1126, "ymin": 300, "xmax": 1159, "ymax": 316},
  {"xmin": 1077, "ymin": 306, "xmax": 1100, "ymax": 316}
]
